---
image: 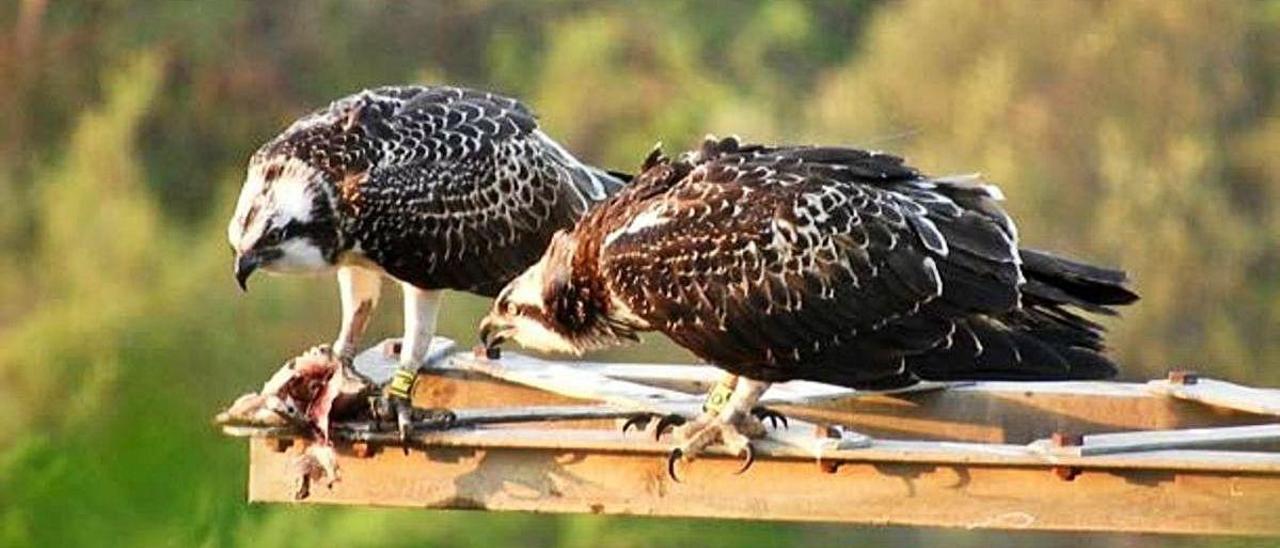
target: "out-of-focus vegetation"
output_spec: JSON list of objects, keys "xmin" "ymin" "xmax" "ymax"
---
[{"xmin": 1, "ymin": 1, "xmax": 1277, "ymax": 546}]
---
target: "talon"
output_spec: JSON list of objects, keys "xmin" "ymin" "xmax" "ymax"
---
[
  {"xmin": 295, "ymin": 474, "xmax": 311, "ymax": 500},
  {"xmin": 622, "ymin": 414, "xmax": 652, "ymax": 435},
  {"xmin": 667, "ymin": 448, "xmax": 684, "ymax": 483},
  {"xmin": 751, "ymin": 407, "xmax": 788, "ymax": 430},
  {"xmin": 734, "ymin": 443, "xmax": 755, "ymax": 475},
  {"xmin": 396, "ymin": 401, "xmax": 412, "ymax": 455},
  {"xmin": 653, "ymin": 414, "xmax": 687, "ymax": 441}
]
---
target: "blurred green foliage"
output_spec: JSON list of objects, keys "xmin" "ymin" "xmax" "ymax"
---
[{"xmin": 1, "ymin": 1, "xmax": 1277, "ymax": 546}]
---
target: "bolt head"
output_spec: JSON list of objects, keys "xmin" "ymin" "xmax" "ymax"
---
[
  {"xmin": 1051, "ymin": 432, "xmax": 1083, "ymax": 447},
  {"xmin": 1053, "ymin": 466, "xmax": 1082, "ymax": 481},
  {"xmin": 352, "ymin": 441, "xmax": 376, "ymax": 458},
  {"xmin": 1168, "ymin": 370, "xmax": 1200, "ymax": 385},
  {"xmin": 814, "ymin": 424, "xmax": 841, "ymax": 439}
]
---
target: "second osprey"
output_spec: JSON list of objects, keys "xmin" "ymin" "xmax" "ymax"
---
[{"xmin": 481, "ymin": 136, "xmax": 1138, "ymax": 474}]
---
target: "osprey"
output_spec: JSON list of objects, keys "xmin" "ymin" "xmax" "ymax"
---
[
  {"xmin": 480, "ymin": 136, "xmax": 1137, "ymax": 474},
  {"xmin": 228, "ymin": 85, "xmax": 624, "ymax": 437}
]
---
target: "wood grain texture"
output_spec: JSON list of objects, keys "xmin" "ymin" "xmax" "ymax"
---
[
  {"xmin": 236, "ymin": 342, "xmax": 1280, "ymax": 535},
  {"xmin": 248, "ymin": 439, "xmax": 1280, "ymax": 535}
]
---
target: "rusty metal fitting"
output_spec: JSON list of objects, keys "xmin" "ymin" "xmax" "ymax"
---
[
  {"xmin": 1168, "ymin": 370, "xmax": 1200, "ymax": 385},
  {"xmin": 352, "ymin": 441, "xmax": 377, "ymax": 459},
  {"xmin": 1051, "ymin": 431, "xmax": 1083, "ymax": 448}
]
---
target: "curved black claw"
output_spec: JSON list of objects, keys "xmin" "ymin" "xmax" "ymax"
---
[
  {"xmin": 653, "ymin": 414, "xmax": 688, "ymax": 442},
  {"xmin": 751, "ymin": 406, "xmax": 789, "ymax": 430},
  {"xmin": 621, "ymin": 414, "xmax": 652, "ymax": 435},
  {"xmin": 734, "ymin": 443, "xmax": 756, "ymax": 475},
  {"xmin": 394, "ymin": 398, "xmax": 412, "ymax": 455},
  {"xmin": 667, "ymin": 448, "xmax": 684, "ymax": 483}
]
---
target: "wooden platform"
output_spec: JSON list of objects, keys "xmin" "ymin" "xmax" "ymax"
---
[{"xmin": 227, "ymin": 339, "xmax": 1280, "ymax": 536}]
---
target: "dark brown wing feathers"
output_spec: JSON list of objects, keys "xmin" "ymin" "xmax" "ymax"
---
[{"xmin": 573, "ymin": 136, "xmax": 1135, "ymax": 387}]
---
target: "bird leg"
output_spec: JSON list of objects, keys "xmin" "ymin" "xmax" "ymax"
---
[
  {"xmin": 667, "ymin": 377, "xmax": 772, "ymax": 482},
  {"xmin": 333, "ymin": 266, "xmax": 381, "ymax": 384},
  {"xmin": 379, "ymin": 284, "xmax": 455, "ymax": 451}
]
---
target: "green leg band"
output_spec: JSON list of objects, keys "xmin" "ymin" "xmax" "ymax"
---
[{"xmin": 387, "ymin": 368, "xmax": 416, "ymax": 400}]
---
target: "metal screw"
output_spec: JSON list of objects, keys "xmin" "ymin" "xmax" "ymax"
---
[
  {"xmin": 815, "ymin": 424, "xmax": 842, "ymax": 439},
  {"xmin": 352, "ymin": 441, "xmax": 376, "ymax": 458},
  {"xmin": 1053, "ymin": 466, "xmax": 1082, "ymax": 481},
  {"xmin": 1050, "ymin": 431, "xmax": 1084, "ymax": 481},
  {"xmin": 1168, "ymin": 370, "xmax": 1200, "ymax": 385},
  {"xmin": 1051, "ymin": 431, "xmax": 1083, "ymax": 448},
  {"xmin": 816, "ymin": 424, "xmax": 842, "ymax": 474}
]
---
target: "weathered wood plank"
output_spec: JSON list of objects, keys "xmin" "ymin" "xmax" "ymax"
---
[
  {"xmin": 354, "ymin": 342, "xmax": 1277, "ymax": 445},
  {"xmin": 232, "ymin": 423, "xmax": 1280, "ymax": 474},
  {"xmin": 352, "ymin": 341, "xmax": 1278, "ymax": 443},
  {"xmin": 247, "ymin": 438, "xmax": 1280, "ymax": 535},
  {"xmin": 449, "ymin": 352, "xmax": 702, "ymax": 407},
  {"xmin": 353, "ymin": 342, "xmax": 872, "ymax": 453},
  {"xmin": 1147, "ymin": 377, "xmax": 1280, "ymax": 416},
  {"xmin": 787, "ymin": 381, "xmax": 1275, "ymax": 445},
  {"xmin": 448, "ymin": 352, "xmax": 872, "ymax": 452},
  {"xmin": 223, "ymin": 404, "xmax": 655, "ymax": 439},
  {"xmin": 241, "ymin": 343, "xmax": 1280, "ymax": 535}
]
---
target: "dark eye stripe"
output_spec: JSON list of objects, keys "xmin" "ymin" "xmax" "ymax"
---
[
  {"xmin": 260, "ymin": 227, "xmax": 284, "ymax": 246},
  {"xmin": 514, "ymin": 304, "xmax": 548, "ymax": 320}
]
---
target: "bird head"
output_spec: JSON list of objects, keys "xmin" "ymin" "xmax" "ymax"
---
[
  {"xmin": 479, "ymin": 230, "xmax": 639, "ymax": 355},
  {"xmin": 227, "ymin": 155, "xmax": 341, "ymax": 291}
]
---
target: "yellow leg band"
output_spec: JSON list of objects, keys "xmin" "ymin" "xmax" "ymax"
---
[
  {"xmin": 702, "ymin": 381, "xmax": 734, "ymax": 414},
  {"xmin": 387, "ymin": 368, "xmax": 416, "ymax": 400}
]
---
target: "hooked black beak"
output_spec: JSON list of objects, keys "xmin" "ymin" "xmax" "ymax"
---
[
  {"xmin": 478, "ymin": 316, "xmax": 512, "ymax": 350},
  {"xmin": 234, "ymin": 252, "xmax": 260, "ymax": 292}
]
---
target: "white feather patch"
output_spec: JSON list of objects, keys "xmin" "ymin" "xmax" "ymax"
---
[
  {"xmin": 603, "ymin": 207, "xmax": 669, "ymax": 247},
  {"xmin": 508, "ymin": 316, "xmax": 586, "ymax": 355},
  {"xmin": 265, "ymin": 239, "xmax": 331, "ymax": 273},
  {"xmin": 228, "ymin": 157, "xmax": 322, "ymax": 251}
]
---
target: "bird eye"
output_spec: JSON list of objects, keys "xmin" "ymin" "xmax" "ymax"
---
[{"xmin": 260, "ymin": 227, "xmax": 284, "ymax": 247}]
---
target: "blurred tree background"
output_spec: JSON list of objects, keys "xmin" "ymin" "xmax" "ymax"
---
[{"xmin": 1, "ymin": 0, "xmax": 1278, "ymax": 546}]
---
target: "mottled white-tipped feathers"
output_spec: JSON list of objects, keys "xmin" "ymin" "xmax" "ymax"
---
[{"xmin": 488, "ymin": 136, "xmax": 1137, "ymax": 389}]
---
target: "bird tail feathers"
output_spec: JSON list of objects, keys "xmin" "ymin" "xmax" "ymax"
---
[{"xmin": 906, "ymin": 248, "xmax": 1138, "ymax": 382}]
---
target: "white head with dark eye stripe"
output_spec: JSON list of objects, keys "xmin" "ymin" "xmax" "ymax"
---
[{"xmin": 227, "ymin": 155, "xmax": 341, "ymax": 290}]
